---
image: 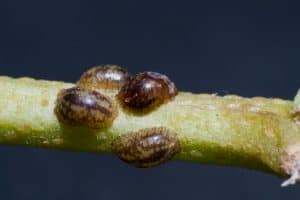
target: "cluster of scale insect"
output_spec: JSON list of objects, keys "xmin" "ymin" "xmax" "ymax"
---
[
  {"xmin": 54, "ymin": 64, "xmax": 181, "ymax": 167},
  {"xmin": 55, "ymin": 65, "xmax": 128, "ymax": 128},
  {"xmin": 77, "ymin": 65, "xmax": 178, "ymax": 112}
]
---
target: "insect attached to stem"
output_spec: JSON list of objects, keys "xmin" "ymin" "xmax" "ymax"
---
[
  {"xmin": 112, "ymin": 127, "xmax": 181, "ymax": 168},
  {"xmin": 77, "ymin": 65, "xmax": 131, "ymax": 91},
  {"xmin": 54, "ymin": 87, "xmax": 118, "ymax": 128},
  {"xmin": 117, "ymin": 71, "xmax": 178, "ymax": 112}
]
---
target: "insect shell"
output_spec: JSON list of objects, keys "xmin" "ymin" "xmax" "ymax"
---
[
  {"xmin": 77, "ymin": 65, "xmax": 131, "ymax": 91},
  {"xmin": 112, "ymin": 127, "xmax": 181, "ymax": 168},
  {"xmin": 54, "ymin": 87, "xmax": 118, "ymax": 128},
  {"xmin": 117, "ymin": 71, "xmax": 178, "ymax": 111}
]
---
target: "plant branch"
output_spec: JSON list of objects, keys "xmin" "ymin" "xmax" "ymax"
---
[{"xmin": 0, "ymin": 76, "xmax": 300, "ymax": 186}]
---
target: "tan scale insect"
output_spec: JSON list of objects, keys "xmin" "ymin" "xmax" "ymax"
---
[
  {"xmin": 77, "ymin": 64, "xmax": 131, "ymax": 91},
  {"xmin": 54, "ymin": 87, "xmax": 118, "ymax": 128},
  {"xmin": 117, "ymin": 71, "xmax": 178, "ymax": 112},
  {"xmin": 112, "ymin": 127, "xmax": 181, "ymax": 168}
]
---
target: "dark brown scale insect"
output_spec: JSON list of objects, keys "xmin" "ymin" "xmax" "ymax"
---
[
  {"xmin": 54, "ymin": 87, "xmax": 118, "ymax": 128},
  {"xmin": 112, "ymin": 127, "xmax": 181, "ymax": 168},
  {"xmin": 117, "ymin": 71, "xmax": 178, "ymax": 111},
  {"xmin": 77, "ymin": 65, "xmax": 131, "ymax": 90}
]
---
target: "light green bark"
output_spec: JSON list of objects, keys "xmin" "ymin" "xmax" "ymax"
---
[{"xmin": 0, "ymin": 76, "xmax": 300, "ymax": 182}]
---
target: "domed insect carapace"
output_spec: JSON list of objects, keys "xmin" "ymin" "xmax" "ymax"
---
[
  {"xmin": 112, "ymin": 127, "xmax": 181, "ymax": 168},
  {"xmin": 77, "ymin": 65, "xmax": 131, "ymax": 91},
  {"xmin": 54, "ymin": 87, "xmax": 118, "ymax": 128},
  {"xmin": 117, "ymin": 71, "xmax": 178, "ymax": 111}
]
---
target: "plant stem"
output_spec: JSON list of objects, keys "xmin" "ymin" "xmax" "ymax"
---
[{"xmin": 0, "ymin": 76, "xmax": 300, "ymax": 186}]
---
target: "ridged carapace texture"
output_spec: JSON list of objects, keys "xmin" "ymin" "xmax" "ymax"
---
[
  {"xmin": 112, "ymin": 127, "xmax": 181, "ymax": 168},
  {"xmin": 55, "ymin": 87, "xmax": 118, "ymax": 128}
]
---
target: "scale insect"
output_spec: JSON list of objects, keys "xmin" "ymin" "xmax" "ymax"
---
[
  {"xmin": 112, "ymin": 127, "xmax": 181, "ymax": 168},
  {"xmin": 77, "ymin": 64, "xmax": 131, "ymax": 91},
  {"xmin": 117, "ymin": 71, "xmax": 178, "ymax": 112},
  {"xmin": 54, "ymin": 87, "xmax": 118, "ymax": 128}
]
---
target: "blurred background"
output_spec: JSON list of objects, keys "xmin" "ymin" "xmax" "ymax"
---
[{"xmin": 0, "ymin": 0, "xmax": 300, "ymax": 199}]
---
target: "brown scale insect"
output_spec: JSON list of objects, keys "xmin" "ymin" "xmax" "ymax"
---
[
  {"xmin": 54, "ymin": 87, "xmax": 118, "ymax": 128},
  {"xmin": 117, "ymin": 71, "xmax": 178, "ymax": 111},
  {"xmin": 77, "ymin": 64, "xmax": 131, "ymax": 90},
  {"xmin": 112, "ymin": 127, "xmax": 181, "ymax": 168}
]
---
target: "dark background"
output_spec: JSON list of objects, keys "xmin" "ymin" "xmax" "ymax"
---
[{"xmin": 0, "ymin": 0, "xmax": 300, "ymax": 199}]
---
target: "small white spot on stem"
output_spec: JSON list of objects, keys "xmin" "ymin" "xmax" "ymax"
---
[
  {"xmin": 227, "ymin": 103, "xmax": 240, "ymax": 109},
  {"xmin": 281, "ymin": 170, "xmax": 300, "ymax": 187},
  {"xmin": 280, "ymin": 143, "xmax": 300, "ymax": 187}
]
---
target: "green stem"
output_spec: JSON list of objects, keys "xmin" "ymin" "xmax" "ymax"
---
[{"xmin": 0, "ymin": 76, "xmax": 300, "ymax": 186}]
